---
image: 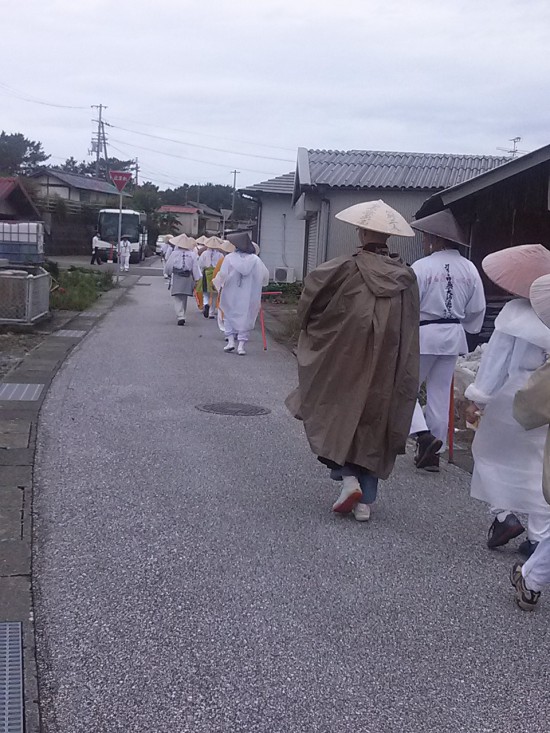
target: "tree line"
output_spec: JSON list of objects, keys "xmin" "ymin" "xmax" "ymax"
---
[{"xmin": 0, "ymin": 131, "xmax": 257, "ymax": 221}]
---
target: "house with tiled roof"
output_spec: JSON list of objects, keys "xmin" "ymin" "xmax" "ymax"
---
[
  {"xmin": 157, "ymin": 201, "xmax": 222, "ymax": 236},
  {"xmin": 241, "ymin": 149, "xmax": 508, "ymax": 281},
  {"xmin": 30, "ymin": 169, "xmax": 127, "ymax": 209}
]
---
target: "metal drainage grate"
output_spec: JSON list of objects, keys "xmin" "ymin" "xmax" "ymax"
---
[
  {"xmin": 79, "ymin": 311, "xmax": 101, "ymax": 318},
  {"xmin": 54, "ymin": 329, "xmax": 86, "ymax": 339},
  {"xmin": 0, "ymin": 384, "xmax": 44, "ymax": 402},
  {"xmin": 196, "ymin": 402, "xmax": 271, "ymax": 416},
  {"xmin": 135, "ymin": 283, "xmax": 151, "ymax": 286},
  {"xmin": 0, "ymin": 622, "xmax": 24, "ymax": 733}
]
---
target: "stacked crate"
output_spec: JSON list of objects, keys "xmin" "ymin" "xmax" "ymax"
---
[{"xmin": 0, "ymin": 222, "xmax": 44, "ymax": 264}]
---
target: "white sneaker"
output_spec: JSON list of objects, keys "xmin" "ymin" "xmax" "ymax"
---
[
  {"xmin": 332, "ymin": 477, "xmax": 362, "ymax": 514},
  {"xmin": 237, "ymin": 341, "xmax": 246, "ymax": 355},
  {"xmin": 353, "ymin": 503, "xmax": 371, "ymax": 522},
  {"xmin": 224, "ymin": 336, "xmax": 236, "ymax": 352}
]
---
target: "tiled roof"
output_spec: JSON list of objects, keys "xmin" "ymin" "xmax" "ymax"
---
[
  {"xmin": 305, "ymin": 150, "xmax": 509, "ymax": 191},
  {"xmin": 31, "ymin": 169, "xmax": 122, "ymax": 195},
  {"xmin": 187, "ymin": 200, "xmax": 222, "ymax": 217},
  {"xmin": 416, "ymin": 142, "xmax": 550, "ymax": 217},
  {"xmin": 240, "ymin": 172, "xmax": 295, "ymax": 196}
]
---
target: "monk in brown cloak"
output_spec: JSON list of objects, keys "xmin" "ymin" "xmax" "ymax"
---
[{"xmin": 286, "ymin": 200, "xmax": 419, "ymax": 522}]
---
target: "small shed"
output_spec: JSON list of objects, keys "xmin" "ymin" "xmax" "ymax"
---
[
  {"xmin": 415, "ymin": 143, "xmax": 550, "ymax": 286},
  {"xmin": 0, "ymin": 177, "xmax": 42, "ymax": 221},
  {"xmin": 415, "ymin": 142, "xmax": 550, "ymax": 341}
]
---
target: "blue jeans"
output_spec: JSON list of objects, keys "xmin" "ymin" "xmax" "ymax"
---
[{"xmin": 332, "ymin": 464, "xmax": 379, "ymax": 504}]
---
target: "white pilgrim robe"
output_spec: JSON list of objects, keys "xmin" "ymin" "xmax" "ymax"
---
[
  {"xmin": 466, "ymin": 298, "xmax": 550, "ymax": 515},
  {"xmin": 198, "ymin": 249, "xmax": 223, "ymax": 271},
  {"xmin": 213, "ymin": 252, "xmax": 269, "ymax": 333},
  {"xmin": 412, "ymin": 249, "xmax": 486, "ymax": 355}
]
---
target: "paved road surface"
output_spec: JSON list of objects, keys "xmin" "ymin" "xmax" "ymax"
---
[
  {"xmin": 34, "ymin": 277, "xmax": 550, "ymax": 732},
  {"xmin": 54, "ymin": 254, "xmax": 165, "ymax": 278}
]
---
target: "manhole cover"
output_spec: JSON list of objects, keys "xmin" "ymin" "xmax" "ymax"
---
[{"xmin": 196, "ymin": 402, "xmax": 271, "ymax": 416}]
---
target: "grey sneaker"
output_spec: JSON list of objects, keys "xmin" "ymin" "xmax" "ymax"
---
[
  {"xmin": 353, "ymin": 503, "xmax": 371, "ymax": 522},
  {"xmin": 510, "ymin": 562, "xmax": 541, "ymax": 611}
]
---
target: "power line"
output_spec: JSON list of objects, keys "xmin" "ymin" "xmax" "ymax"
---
[
  {"xmin": 105, "ymin": 122, "xmax": 294, "ymax": 163},
  {"xmin": 108, "ymin": 142, "xmax": 217, "ymax": 186},
  {"xmin": 107, "ymin": 115, "xmax": 296, "ymax": 153},
  {"xmin": 0, "ymin": 82, "xmax": 89, "ymax": 110},
  {"xmin": 108, "ymin": 136, "xmax": 281, "ymax": 175}
]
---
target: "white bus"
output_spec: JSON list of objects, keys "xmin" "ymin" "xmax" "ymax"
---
[{"xmin": 96, "ymin": 209, "xmax": 147, "ymax": 263}]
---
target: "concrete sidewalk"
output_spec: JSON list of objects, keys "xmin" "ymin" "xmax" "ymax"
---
[
  {"xmin": 0, "ymin": 276, "xmax": 139, "ymax": 732},
  {"xmin": 29, "ymin": 277, "xmax": 550, "ymax": 732}
]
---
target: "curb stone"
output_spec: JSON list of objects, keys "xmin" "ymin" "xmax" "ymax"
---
[{"xmin": 0, "ymin": 275, "xmax": 140, "ymax": 732}]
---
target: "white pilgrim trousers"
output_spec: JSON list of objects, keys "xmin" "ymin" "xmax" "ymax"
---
[
  {"xmin": 522, "ymin": 537, "xmax": 550, "ymax": 592},
  {"xmin": 119, "ymin": 252, "xmax": 130, "ymax": 271},
  {"xmin": 172, "ymin": 295, "xmax": 188, "ymax": 319},
  {"xmin": 410, "ymin": 354, "xmax": 458, "ymax": 446}
]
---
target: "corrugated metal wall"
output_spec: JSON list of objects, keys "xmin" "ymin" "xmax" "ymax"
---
[{"xmin": 324, "ymin": 189, "xmax": 430, "ymax": 264}]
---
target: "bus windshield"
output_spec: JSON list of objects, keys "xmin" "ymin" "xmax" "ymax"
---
[{"xmin": 98, "ymin": 211, "xmax": 139, "ymax": 243}]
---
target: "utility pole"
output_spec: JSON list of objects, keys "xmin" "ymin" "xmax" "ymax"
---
[
  {"xmin": 197, "ymin": 183, "xmax": 200, "ymax": 205},
  {"xmin": 231, "ymin": 169, "xmax": 240, "ymax": 219},
  {"xmin": 91, "ymin": 104, "xmax": 107, "ymax": 178},
  {"xmin": 134, "ymin": 158, "xmax": 139, "ymax": 186}
]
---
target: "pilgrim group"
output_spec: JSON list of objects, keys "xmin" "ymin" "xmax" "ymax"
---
[
  {"xmin": 159, "ymin": 201, "xmax": 550, "ymax": 611},
  {"xmin": 160, "ymin": 231, "xmax": 269, "ymax": 355},
  {"xmin": 286, "ymin": 199, "xmax": 550, "ymax": 612}
]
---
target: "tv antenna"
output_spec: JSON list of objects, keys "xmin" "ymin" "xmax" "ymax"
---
[{"xmin": 497, "ymin": 136, "xmax": 528, "ymax": 159}]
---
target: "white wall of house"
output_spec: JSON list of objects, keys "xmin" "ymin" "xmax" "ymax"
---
[
  {"xmin": 173, "ymin": 213, "xmax": 199, "ymax": 235},
  {"xmin": 34, "ymin": 175, "xmax": 72, "ymax": 201},
  {"xmin": 258, "ymin": 194, "xmax": 306, "ymax": 281},
  {"xmin": 203, "ymin": 216, "xmax": 221, "ymax": 234}
]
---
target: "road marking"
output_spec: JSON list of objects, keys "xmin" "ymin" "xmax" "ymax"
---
[{"xmin": 0, "ymin": 383, "xmax": 44, "ymax": 401}]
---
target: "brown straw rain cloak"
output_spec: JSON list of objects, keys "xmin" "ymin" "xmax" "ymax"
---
[{"xmin": 286, "ymin": 249, "xmax": 419, "ymax": 480}]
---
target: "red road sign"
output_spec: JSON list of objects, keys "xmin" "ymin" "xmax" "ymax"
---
[{"xmin": 109, "ymin": 170, "xmax": 133, "ymax": 192}]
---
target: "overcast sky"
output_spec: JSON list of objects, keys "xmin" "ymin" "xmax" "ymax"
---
[{"xmin": 3, "ymin": 0, "xmax": 550, "ymax": 190}]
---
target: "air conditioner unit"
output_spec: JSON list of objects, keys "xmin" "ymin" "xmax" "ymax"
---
[{"xmin": 273, "ymin": 266, "xmax": 296, "ymax": 284}]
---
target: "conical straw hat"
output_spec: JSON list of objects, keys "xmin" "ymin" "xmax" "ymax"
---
[
  {"xmin": 335, "ymin": 200, "xmax": 414, "ymax": 237},
  {"xmin": 530, "ymin": 274, "xmax": 550, "ymax": 328},
  {"xmin": 411, "ymin": 209, "xmax": 468, "ymax": 246},
  {"xmin": 218, "ymin": 240, "xmax": 236, "ymax": 254},
  {"xmin": 169, "ymin": 234, "xmax": 197, "ymax": 251},
  {"xmin": 205, "ymin": 236, "xmax": 223, "ymax": 249},
  {"xmin": 482, "ymin": 244, "xmax": 550, "ymax": 298},
  {"xmin": 196, "ymin": 235, "xmax": 209, "ymax": 245}
]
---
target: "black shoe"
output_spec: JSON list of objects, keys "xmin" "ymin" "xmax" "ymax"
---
[
  {"xmin": 518, "ymin": 539, "xmax": 539, "ymax": 558},
  {"xmin": 487, "ymin": 514, "xmax": 525, "ymax": 549},
  {"xmin": 203, "ymin": 304, "xmax": 210, "ymax": 318},
  {"xmin": 177, "ymin": 318, "xmax": 186, "ymax": 326},
  {"xmin": 420, "ymin": 454, "xmax": 440, "ymax": 473},
  {"xmin": 415, "ymin": 432, "xmax": 443, "ymax": 469}
]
